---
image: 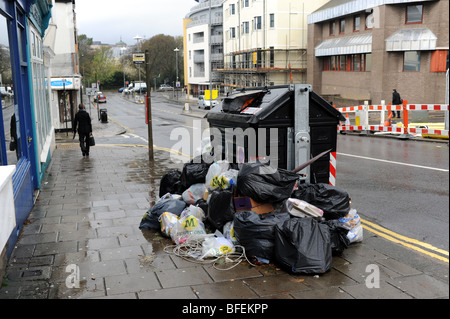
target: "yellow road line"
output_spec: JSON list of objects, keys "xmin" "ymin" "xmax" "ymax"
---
[
  {"xmin": 107, "ymin": 115, "xmax": 135, "ymax": 134},
  {"xmin": 361, "ymin": 218, "xmax": 449, "ymax": 256},
  {"xmin": 361, "ymin": 221, "xmax": 449, "ymax": 263}
]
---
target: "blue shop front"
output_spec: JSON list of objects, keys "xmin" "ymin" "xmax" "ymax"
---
[{"xmin": 0, "ymin": 0, "xmax": 54, "ymax": 258}]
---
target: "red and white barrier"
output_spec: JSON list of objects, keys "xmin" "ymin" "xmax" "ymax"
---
[{"xmin": 336, "ymin": 101, "xmax": 449, "ymax": 138}]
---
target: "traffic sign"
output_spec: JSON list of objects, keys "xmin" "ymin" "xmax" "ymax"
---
[{"xmin": 133, "ymin": 53, "xmax": 145, "ymax": 64}]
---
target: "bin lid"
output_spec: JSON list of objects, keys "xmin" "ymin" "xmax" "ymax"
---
[{"xmin": 207, "ymin": 86, "xmax": 345, "ymax": 125}]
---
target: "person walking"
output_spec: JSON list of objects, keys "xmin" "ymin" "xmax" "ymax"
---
[
  {"xmin": 73, "ymin": 104, "xmax": 92, "ymax": 156},
  {"xmin": 392, "ymin": 89, "xmax": 402, "ymax": 118}
]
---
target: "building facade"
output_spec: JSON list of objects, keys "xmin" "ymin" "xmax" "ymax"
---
[
  {"xmin": 44, "ymin": 0, "xmax": 81, "ymax": 131},
  {"xmin": 0, "ymin": 0, "xmax": 53, "ymax": 261},
  {"xmin": 307, "ymin": 0, "xmax": 449, "ymax": 106},
  {"xmin": 184, "ymin": 0, "xmax": 224, "ymax": 96},
  {"xmin": 220, "ymin": 0, "xmax": 329, "ymax": 92}
]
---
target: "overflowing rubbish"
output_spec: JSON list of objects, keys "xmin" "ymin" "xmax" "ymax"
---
[
  {"xmin": 207, "ymin": 189, "xmax": 235, "ymax": 231},
  {"xmin": 182, "ymin": 183, "xmax": 206, "ymax": 205},
  {"xmin": 237, "ymin": 162, "xmax": 299, "ymax": 203},
  {"xmin": 285, "ymin": 198, "xmax": 323, "ymax": 220},
  {"xmin": 234, "ymin": 211, "xmax": 290, "ymax": 262},
  {"xmin": 274, "ymin": 217, "xmax": 332, "ymax": 274},
  {"xmin": 159, "ymin": 170, "xmax": 183, "ymax": 197},
  {"xmin": 140, "ymin": 159, "xmax": 363, "ymax": 275},
  {"xmin": 292, "ymin": 183, "xmax": 351, "ymax": 220},
  {"xmin": 339, "ymin": 209, "xmax": 364, "ymax": 244}
]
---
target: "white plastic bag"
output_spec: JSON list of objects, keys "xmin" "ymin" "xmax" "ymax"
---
[
  {"xmin": 159, "ymin": 212, "xmax": 179, "ymax": 237},
  {"xmin": 223, "ymin": 221, "xmax": 238, "ymax": 245},
  {"xmin": 180, "ymin": 205, "xmax": 206, "ymax": 221},
  {"xmin": 170, "ymin": 214, "xmax": 207, "ymax": 245},
  {"xmin": 205, "ymin": 161, "xmax": 230, "ymax": 191},
  {"xmin": 182, "ymin": 183, "xmax": 206, "ymax": 205},
  {"xmin": 339, "ymin": 209, "xmax": 363, "ymax": 243},
  {"xmin": 200, "ymin": 236, "xmax": 235, "ymax": 259},
  {"xmin": 217, "ymin": 169, "xmax": 239, "ymax": 190}
]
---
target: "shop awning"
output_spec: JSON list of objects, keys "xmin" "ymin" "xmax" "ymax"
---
[
  {"xmin": 315, "ymin": 34, "xmax": 372, "ymax": 57},
  {"xmin": 385, "ymin": 28, "xmax": 437, "ymax": 51}
]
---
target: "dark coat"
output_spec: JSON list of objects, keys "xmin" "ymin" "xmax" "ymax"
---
[
  {"xmin": 73, "ymin": 110, "xmax": 92, "ymax": 134},
  {"xmin": 392, "ymin": 91, "xmax": 402, "ymax": 105}
]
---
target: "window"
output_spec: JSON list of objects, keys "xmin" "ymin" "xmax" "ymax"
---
[
  {"xmin": 323, "ymin": 54, "xmax": 372, "ymax": 72},
  {"xmin": 230, "ymin": 27, "xmax": 236, "ymax": 39},
  {"xmin": 270, "ymin": 47, "xmax": 274, "ymax": 67},
  {"xmin": 430, "ymin": 50, "xmax": 448, "ymax": 72},
  {"xmin": 404, "ymin": 51, "xmax": 420, "ymax": 71},
  {"xmin": 242, "ymin": 21, "xmax": 249, "ymax": 34},
  {"xmin": 254, "ymin": 16, "xmax": 262, "ymax": 30},
  {"xmin": 230, "ymin": 4, "xmax": 235, "ymax": 15},
  {"xmin": 242, "ymin": 0, "xmax": 249, "ymax": 8},
  {"xmin": 339, "ymin": 19, "xmax": 345, "ymax": 34},
  {"xmin": 339, "ymin": 55, "xmax": 346, "ymax": 71},
  {"xmin": 406, "ymin": 5, "xmax": 423, "ymax": 24},
  {"xmin": 329, "ymin": 21, "xmax": 335, "ymax": 35},
  {"xmin": 270, "ymin": 14, "xmax": 275, "ymax": 28},
  {"xmin": 354, "ymin": 16, "xmax": 360, "ymax": 32}
]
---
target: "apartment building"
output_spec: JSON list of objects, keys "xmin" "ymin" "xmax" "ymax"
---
[
  {"xmin": 184, "ymin": 0, "xmax": 224, "ymax": 96},
  {"xmin": 307, "ymin": 0, "xmax": 449, "ymax": 106},
  {"xmin": 220, "ymin": 0, "xmax": 329, "ymax": 92},
  {"xmin": 44, "ymin": 0, "xmax": 82, "ymax": 131}
]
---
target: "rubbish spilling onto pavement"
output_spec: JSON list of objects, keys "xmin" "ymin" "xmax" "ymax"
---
[{"xmin": 139, "ymin": 160, "xmax": 363, "ymax": 274}]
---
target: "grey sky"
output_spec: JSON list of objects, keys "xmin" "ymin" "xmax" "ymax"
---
[{"xmin": 75, "ymin": 0, "xmax": 196, "ymax": 45}]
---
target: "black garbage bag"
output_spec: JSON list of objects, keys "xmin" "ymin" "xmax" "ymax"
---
[
  {"xmin": 292, "ymin": 183, "xmax": 351, "ymax": 220},
  {"xmin": 159, "ymin": 170, "xmax": 183, "ymax": 197},
  {"xmin": 139, "ymin": 198, "xmax": 187, "ymax": 230},
  {"xmin": 207, "ymin": 189, "xmax": 235, "ymax": 231},
  {"xmin": 321, "ymin": 219, "xmax": 350, "ymax": 256},
  {"xmin": 237, "ymin": 163, "xmax": 299, "ymax": 203},
  {"xmin": 180, "ymin": 163, "xmax": 211, "ymax": 189},
  {"xmin": 274, "ymin": 217, "xmax": 332, "ymax": 275},
  {"xmin": 234, "ymin": 211, "xmax": 290, "ymax": 261}
]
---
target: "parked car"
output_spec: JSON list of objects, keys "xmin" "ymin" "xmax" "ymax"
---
[
  {"xmin": 131, "ymin": 86, "xmax": 147, "ymax": 94},
  {"xmin": 94, "ymin": 92, "xmax": 106, "ymax": 103},
  {"xmin": 158, "ymin": 84, "xmax": 174, "ymax": 91},
  {"xmin": 198, "ymin": 95, "xmax": 219, "ymax": 110}
]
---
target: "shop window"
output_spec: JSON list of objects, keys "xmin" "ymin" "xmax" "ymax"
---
[{"xmin": 406, "ymin": 5, "xmax": 423, "ymax": 24}]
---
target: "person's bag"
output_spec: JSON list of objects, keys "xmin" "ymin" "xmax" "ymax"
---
[
  {"xmin": 9, "ymin": 137, "xmax": 16, "ymax": 151},
  {"xmin": 88, "ymin": 133, "xmax": 95, "ymax": 146}
]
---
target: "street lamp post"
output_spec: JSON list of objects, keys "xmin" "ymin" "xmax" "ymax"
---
[
  {"xmin": 174, "ymin": 48, "xmax": 179, "ymax": 99},
  {"xmin": 120, "ymin": 47, "xmax": 127, "ymax": 90}
]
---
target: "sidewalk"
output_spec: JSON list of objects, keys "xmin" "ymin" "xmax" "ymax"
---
[{"xmin": 0, "ymin": 107, "xmax": 448, "ymax": 301}]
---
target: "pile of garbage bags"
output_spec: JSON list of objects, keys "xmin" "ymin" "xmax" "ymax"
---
[{"xmin": 139, "ymin": 160, "xmax": 363, "ymax": 275}]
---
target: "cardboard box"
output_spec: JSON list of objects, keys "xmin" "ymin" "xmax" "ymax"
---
[{"xmin": 234, "ymin": 197, "xmax": 274, "ymax": 215}]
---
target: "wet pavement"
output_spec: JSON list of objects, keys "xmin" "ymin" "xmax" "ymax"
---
[{"xmin": 0, "ymin": 106, "xmax": 448, "ymax": 302}]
